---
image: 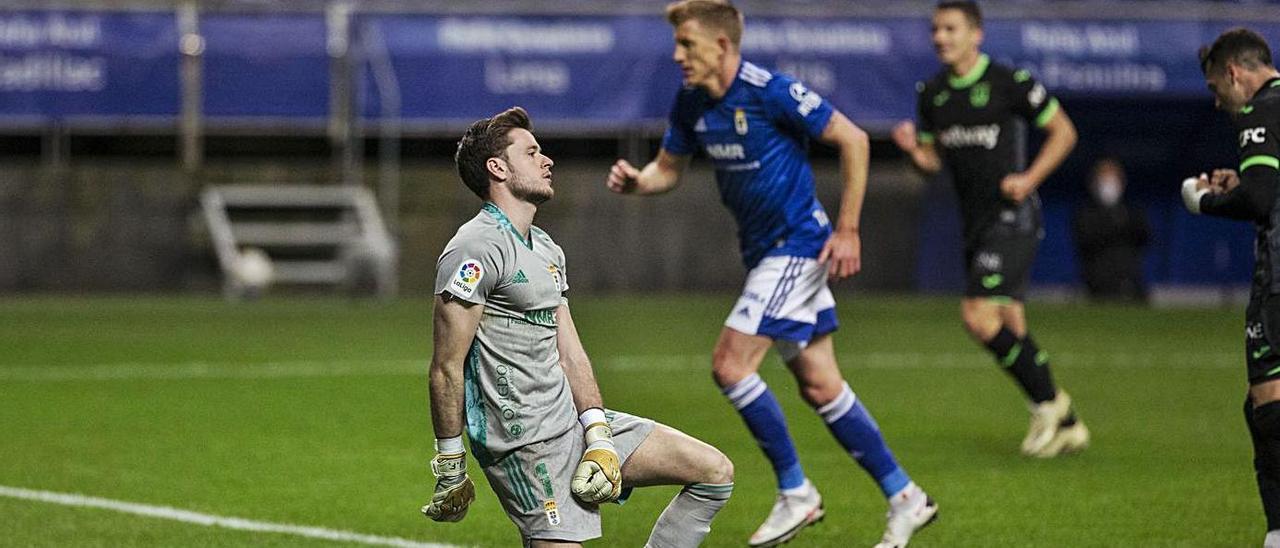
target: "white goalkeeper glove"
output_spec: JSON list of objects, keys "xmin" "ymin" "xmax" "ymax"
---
[
  {"xmin": 421, "ymin": 438, "xmax": 475, "ymax": 522},
  {"xmin": 1182, "ymin": 175, "xmax": 1209, "ymax": 214},
  {"xmin": 570, "ymin": 409, "xmax": 622, "ymax": 504}
]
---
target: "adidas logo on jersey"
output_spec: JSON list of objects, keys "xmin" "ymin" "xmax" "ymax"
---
[
  {"xmin": 512, "ymin": 270, "xmax": 529, "ymax": 284},
  {"xmin": 694, "ymin": 117, "xmax": 707, "ymax": 133}
]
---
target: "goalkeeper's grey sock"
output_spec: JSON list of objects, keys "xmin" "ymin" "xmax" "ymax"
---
[{"xmin": 644, "ymin": 482, "xmax": 733, "ymax": 548}]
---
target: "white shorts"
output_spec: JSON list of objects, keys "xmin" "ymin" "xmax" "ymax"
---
[{"xmin": 724, "ymin": 255, "xmax": 839, "ymax": 345}]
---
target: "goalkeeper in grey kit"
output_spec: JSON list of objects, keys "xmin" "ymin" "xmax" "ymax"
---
[{"xmin": 422, "ymin": 106, "xmax": 735, "ymax": 547}]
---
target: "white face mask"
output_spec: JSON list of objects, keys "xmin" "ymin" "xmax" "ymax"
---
[{"xmin": 1092, "ymin": 176, "xmax": 1122, "ymax": 207}]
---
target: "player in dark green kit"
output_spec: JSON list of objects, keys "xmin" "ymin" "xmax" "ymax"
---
[
  {"xmin": 1183, "ymin": 28, "xmax": 1280, "ymax": 546},
  {"xmin": 893, "ymin": 1, "xmax": 1088, "ymax": 457}
]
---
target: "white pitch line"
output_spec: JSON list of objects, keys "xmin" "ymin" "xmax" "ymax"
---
[
  {"xmin": 0, "ymin": 485, "xmax": 459, "ymax": 548},
  {"xmin": 0, "ymin": 351, "xmax": 1240, "ymax": 383},
  {"xmin": 0, "ymin": 359, "xmax": 425, "ymax": 382}
]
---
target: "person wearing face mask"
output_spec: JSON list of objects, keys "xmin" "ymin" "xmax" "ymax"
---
[{"xmin": 1072, "ymin": 157, "xmax": 1151, "ymax": 302}]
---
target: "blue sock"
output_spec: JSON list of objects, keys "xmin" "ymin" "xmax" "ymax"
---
[
  {"xmin": 723, "ymin": 373, "xmax": 805, "ymax": 490},
  {"xmin": 817, "ymin": 383, "xmax": 910, "ymax": 498}
]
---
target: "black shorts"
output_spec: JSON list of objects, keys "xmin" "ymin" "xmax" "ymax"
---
[
  {"xmin": 1246, "ymin": 293, "xmax": 1280, "ymax": 385},
  {"xmin": 963, "ymin": 207, "xmax": 1042, "ymax": 302}
]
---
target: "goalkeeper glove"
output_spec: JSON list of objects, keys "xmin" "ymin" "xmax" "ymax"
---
[
  {"xmin": 571, "ymin": 409, "xmax": 622, "ymax": 504},
  {"xmin": 421, "ymin": 440, "xmax": 475, "ymax": 522}
]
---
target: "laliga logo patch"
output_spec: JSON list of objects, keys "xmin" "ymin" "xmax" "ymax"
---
[
  {"xmin": 789, "ymin": 82, "xmax": 822, "ymax": 116},
  {"xmin": 451, "ymin": 259, "xmax": 483, "ymax": 297},
  {"xmin": 734, "ymin": 108, "xmax": 748, "ymax": 135},
  {"xmin": 543, "ymin": 500, "xmax": 561, "ymax": 526},
  {"xmin": 458, "ymin": 262, "xmax": 481, "ymax": 284}
]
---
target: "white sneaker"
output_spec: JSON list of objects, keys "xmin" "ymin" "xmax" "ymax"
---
[
  {"xmin": 874, "ymin": 483, "xmax": 938, "ymax": 548},
  {"xmin": 748, "ymin": 481, "xmax": 824, "ymax": 547},
  {"xmin": 1033, "ymin": 420, "xmax": 1090, "ymax": 458},
  {"xmin": 1021, "ymin": 390, "xmax": 1074, "ymax": 456},
  {"xmin": 1264, "ymin": 529, "xmax": 1280, "ymax": 548}
]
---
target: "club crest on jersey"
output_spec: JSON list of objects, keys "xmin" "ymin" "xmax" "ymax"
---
[
  {"xmin": 734, "ymin": 108, "xmax": 748, "ymax": 135},
  {"xmin": 970, "ymin": 83, "xmax": 990, "ymax": 108},
  {"xmin": 452, "ymin": 259, "xmax": 483, "ymax": 298},
  {"xmin": 547, "ymin": 264, "xmax": 562, "ymax": 290}
]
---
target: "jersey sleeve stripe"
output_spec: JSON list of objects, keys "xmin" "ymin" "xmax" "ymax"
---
[
  {"xmin": 918, "ymin": 131, "xmax": 935, "ymax": 144},
  {"xmin": 1241, "ymin": 154, "xmax": 1280, "ymax": 172},
  {"xmin": 1035, "ymin": 97, "xmax": 1060, "ymax": 128}
]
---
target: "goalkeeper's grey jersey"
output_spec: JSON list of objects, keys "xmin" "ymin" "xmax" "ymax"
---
[{"xmin": 434, "ymin": 202, "xmax": 576, "ymax": 466}]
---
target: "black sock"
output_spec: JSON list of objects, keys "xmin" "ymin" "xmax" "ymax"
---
[
  {"xmin": 985, "ymin": 328, "xmax": 1058, "ymax": 405},
  {"xmin": 1248, "ymin": 398, "xmax": 1280, "ymax": 531}
]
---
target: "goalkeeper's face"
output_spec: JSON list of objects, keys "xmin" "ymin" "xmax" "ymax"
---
[{"xmin": 498, "ymin": 128, "xmax": 555, "ymax": 205}]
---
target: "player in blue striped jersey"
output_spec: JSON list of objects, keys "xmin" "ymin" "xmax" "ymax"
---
[{"xmin": 606, "ymin": 2, "xmax": 935, "ymax": 547}]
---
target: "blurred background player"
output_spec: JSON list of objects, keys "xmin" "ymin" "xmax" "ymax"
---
[
  {"xmin": 425, "ymin": 106, "xmax": 735, "ymax": 547},
  {"xmin": 606, "ymin": 2, "xmax": 936, "ymax": 546},
  {"xmin": 891, "ymin": 0, "xmax": 1089, "ymax": 457},
  {"xmin": 1073, "ymin": 157, "xmax": 1151, "ymax": 303},
  {"xmin": 1183, "ymin": 28, "xmax": 1280, "ymax": 547}
]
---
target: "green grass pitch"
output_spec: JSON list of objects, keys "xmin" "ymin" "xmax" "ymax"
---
[{"xmin": 0, "ymin": 294, "xmax": 1261, "ymax": 546}]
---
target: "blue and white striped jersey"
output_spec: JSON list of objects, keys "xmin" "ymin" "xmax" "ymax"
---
[{"xmin": 662, "ymin": 61, "xmax": 836, "ymax": 269}]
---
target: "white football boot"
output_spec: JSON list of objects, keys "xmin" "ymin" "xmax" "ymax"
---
[
  {"xmin": 1036, "ymin": 419, "xmax": 1090, "ymax": 458},
  {"xmin": 748, "ymin": 480, "xmax": 824, "ymax": 547},
  {"xmin": 1021, "ymin": 390, "xmax": 1074, "ymax": 457},
  {"xmin": 1022, "ymin": 390, "xmax": 1089, "ymax": 458},
  {"xmin": 1264, "ymin": 529, "xmax": 1280, "ymax": 548},
  {"xmin": 874, "ymin": 482, "xmax": 938, "ymax": 548}
]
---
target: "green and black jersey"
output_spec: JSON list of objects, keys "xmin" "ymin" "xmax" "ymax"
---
[
  {"xmin": 1201, "ymin": 77, "xmax": 1280, "ymax": 294},
  {"xmin": 915, "ymin": 54, "xmax": 1061, "ymax": 242},
  {"xmin": 1200, "ymin": 77, "xmax": 1280, "ymax": 383}
]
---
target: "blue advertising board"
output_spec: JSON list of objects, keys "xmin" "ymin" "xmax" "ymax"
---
[
  {"xmin": 0, "ymin": 11, "xmax": 178, "ymax": 118},
  {"xmin": 3, "ymin": 11, "xmax": 1279, "ymax": 125}
]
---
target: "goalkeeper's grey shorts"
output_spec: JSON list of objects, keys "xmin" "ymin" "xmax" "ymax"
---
[{"xmin": 481, "ymin": 408, "xmax": 655, "ymax": 544}]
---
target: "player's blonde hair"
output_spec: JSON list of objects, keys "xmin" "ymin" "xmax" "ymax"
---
[{"xmin": 665, "ymin": 0, "xmax": 743, "ymax": 48}]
